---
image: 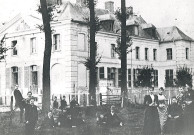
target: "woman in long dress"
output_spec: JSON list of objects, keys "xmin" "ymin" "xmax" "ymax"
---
[
  {"xmin": 157, "ymin": 87, "xmax": 168, "ymax": 135},
  {"xmin": 142, "ymin": 87, "xmax": 161, "ymax": 135}
]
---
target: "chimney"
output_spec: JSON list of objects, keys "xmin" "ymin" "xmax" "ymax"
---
[
  {"xmin": 76, "ymin": 0, "xmax": 86, "ymax": 6},
  {"xmin": 126, "ymin": 6, "xmax": 133, "ymax": 15},
  {"xmin": 105, "ymin": 1, "xmax": 114, "ymax": 13}
]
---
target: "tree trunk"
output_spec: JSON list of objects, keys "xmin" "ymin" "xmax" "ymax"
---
[
  {"xmin": 89, "ymin": 0, "xmax": 97, "ymax": 106},
  {"xmin": 40, "ymin": 0, "xmax": 52, "ymax": 113},
  {"xmin": 121, "ymin": 0, "xmax": 128, "ymax": 107}
]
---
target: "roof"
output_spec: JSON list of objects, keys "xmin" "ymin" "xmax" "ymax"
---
[{"xmin": 157, "ymin": 26, "xmax": 194, "ymax": 42}]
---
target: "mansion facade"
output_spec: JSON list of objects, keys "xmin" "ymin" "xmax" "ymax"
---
[{"xmin": 0, "ymin": 0, "xmax": 194, "ymax": 105}]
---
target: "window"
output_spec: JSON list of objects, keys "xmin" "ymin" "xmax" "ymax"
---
[
  {"xmin": 99, "ymin": 67, "xmax": 104, "ymax": 79},
  {"xmin": 127, "ymin": 26, "xmax": 139, "ymax": 36},
  {"xmin": 30, "ymin": 37, "xmax": 36, "ymax": 54},
  {"xmin": 12, "ymin": 40, "xmax": 17, "ymax": 55},
  {"xmin": 53, "ymin": 34, "xmax": 60, "ymax": 51},
  {"xmin": 133, "ymin": 69, "xmax": 141, "ymax": 87},
  {"xmin": 12, "ymin": 67, "xmax": 18, "ymax": 86},
  {"xmin": 153, "ymin": 70, "xmax": 158, "ymax": 87},
  {"xmin": 166, "ymin": 48, "xmax": 172, "ymax": 60},
  {"xmin": 165, "ymin": 69, "xmax": 173, "ymax": 87},
  {"xmin": 153, "ymin": 49, "xmax": 157, "ymax": 61},
  {"xmin": 135, "ymin": 47, "xmax": 140, "ymax": 59},
  {"xmin": 145, "ymin": 48, "xmax": 148, "ymax": 60},
  {"xmin": 186, "ymin": 48, "xmax": 189, "ymax": 59},
  {"xmin": 78, "ymin": 33, "xmax": 86, "ymax": 51},
  {"xmin": 30, "ymin": 65, "xmax": 38, "ymax": 94},
  {"xmin": 111, "ymin": 44, "xmax": 115, "ymax": 58},
  {"xmin": 107, "ymin": 68, "xmax": 115, "ymax": 80},
  {"xmin": 128, "ymin": 69, "xmax": 131, "ymax": 87},
  {"xmin": 118, "ymin": 68, "xmax": 121, "ymax": 87},
  {"xmin": 57, "ymin": 0, "xmax": 62, "ymax": 5}
]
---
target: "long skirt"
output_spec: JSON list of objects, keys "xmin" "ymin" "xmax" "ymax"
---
[
  {"xmin": 157, "ymin": 106, "xmax": 168, "ymax": 133},
  {"xmin": 142, "ymin": 106, "xmax": 161, "ymax": 135}
]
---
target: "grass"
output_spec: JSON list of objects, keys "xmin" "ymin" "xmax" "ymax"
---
[{"xmin": 0, "ymin": 105, "xmax": 145, "ymax": 135}]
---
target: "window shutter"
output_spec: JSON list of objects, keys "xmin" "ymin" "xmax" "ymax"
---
[
  {"xmin": 38, "ymin": 66, "xmax": 42, "ymax": 89},
  {"xmin": 18, "ymin": 67, "xmax": 22, "ymax": 88},
  {"xmin": 6, "ymin": 68, "xmax": 11, "ymax": 89},
  {"xmin": 24, "ymin": 66, "xmax": 29, "ymax": 88}
]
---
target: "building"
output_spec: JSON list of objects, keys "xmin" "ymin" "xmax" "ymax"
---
[{"xmin": 0, "ymin": 0, "xmax": 193, "ymax": 105}]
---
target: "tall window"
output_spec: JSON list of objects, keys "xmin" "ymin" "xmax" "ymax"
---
[
  {"xmin": 166, "ymin": 48, "xmax": 172, "ymax": 60},
  {"xmin": 30, "ymin": 37, "xmax": 36, "ymax": 54},
  {"xmin": 135, "ymin": 47, "xmax": 140, "ymax": 60},
  {"xmin": 153, "ymin": 70, "xmax": 158, "ymax": 86},
  {"xmin": 107, "ymin": 68, "xmax": 115, "ymax": 80},
  {"xmin": 165, "ymin": 69, "xmax": 173, "ymax": 87},
  {"xmin": 133, "ymin": 69, "xmax": 141, "ymax": 87},
  {"xmin": 145, "ymin": 48, "xmax": 148, "ymax": 60},
  {"xmin": 128, "ymin": 69, "xmax": 131, "ymax": 87},
  {"xmin": 53, "ymin": 34, "xmax": 60, "ymax": 51},
  {"xmin": 186, "ymin": 48, "xmax": 189, "ymax": 59},
  {"xmin": 12, "ymin": 67, "xmax": 18, "ymax": 86},
  {"xmin": 12, "ymin": 40, "xmax": 17, "ymax": 56},
  {"xmin": 31, "ymin": 65, "xmax": 38, "ymax": 94},
  {"xmin": 111, "ymin": 44, "xmax": 115, "ymax": 58},
  {"xmin": 78, "ymin": 33, "xmax": 86, "ymax": 51},
  {"xmin": 99, "ymin": 67, "xmax": 104, "ymax": 79},
  {"xmin": 153, "ymin": 49, "xmax": 157, "ymax": 61}
]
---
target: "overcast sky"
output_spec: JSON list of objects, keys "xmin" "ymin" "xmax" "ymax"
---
[{"xmin": 0, "ymin": 0, "xmax": 194, "ymax": 38}]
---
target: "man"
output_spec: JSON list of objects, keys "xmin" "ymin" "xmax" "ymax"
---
[
  {"xmin": 12, "ymin": 85, "xmax": 25, "ymax": 122},
  {"xmin": 165, "ymin": 97, "xmax": 183, "ymax": 134},
  {"xmin": 104, "ymin": 105, "xmax": 122, "ymax": 128},
  {"xmin": 25, "ymin": 98, "xmax": 38, "ymax": 135},
  {"xmin": 59, "ymin": 96, "xmax": 67, "ymax": 110},
  {"xmin": 52, "ymin": 96, "xmax": 59, "ymax": 109}
]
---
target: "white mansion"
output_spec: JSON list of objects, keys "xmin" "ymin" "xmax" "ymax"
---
[{"xmin": 0, "ymin": 0, "xmax": 193, "ymax": 105}]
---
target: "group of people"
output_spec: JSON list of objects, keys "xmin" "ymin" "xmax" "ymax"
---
[
  {"xmin": 143, "ymin": 85, "xmax": 194, "ymax": 135},
  {"xmin": 12, "ymin": 85, "xmax": 84, "ymax": 135}
]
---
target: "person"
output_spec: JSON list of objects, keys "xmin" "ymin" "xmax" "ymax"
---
[
  {"xmin": 12, "ymin": 85, "xmax": 25, "ymax": 122},
  {"xmin": 59, "ymin": 96, "xmax": 67, "ymax": 110},
  {"xmin": 176, "ymin": 86, "xmax": 186, "ymax": 105},
  {"xmin": 25, "ymin": 91, "xmax": 34, "ymax": 104},
  {"xmin": 58, "ymin": 109, "xmax": 72, "ymax": 128},
  {"xmin": 157, "ymin": 87, "xmax": 168, "ymax": 135},
  {"xmin": 142, "ymin": 87, "xmax": 161, "ymax": 135},
  {"xmin": 103, "ymin": 105, "xmax": 122, "ymax": 128},
  {"xmin": 182, "ymin": 92, "xmax": 194, "ymax": 135},
  {"xmin": 70, "ymin": 97, "xmax": 79, "ymax": 126},
  {"xmin": 25, "ymin": 98, "xmax": 38, "ymax": 135},
  {"xmin": 70, "ymin": 97, "xmax": 79, "ymax": 108},
  {"xmin": 52, "ymin": 96, "xmax": 59, "ymax": 109},
  {"xmin": 165, "ymin": 97, "xmax": 183, "ymax": 135}
]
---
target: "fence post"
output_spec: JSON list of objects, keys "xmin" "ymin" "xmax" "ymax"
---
[{"xmin": 99, "ymin": 93, "xmax": 102, "ymax": 106}]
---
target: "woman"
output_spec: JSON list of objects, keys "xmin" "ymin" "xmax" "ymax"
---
[
  {"xmin": 157, "ymin": 87, "xmax": 168, "ymax": 135},
  {"xmin": 143, "ymin": 87, "xmax": 161, "ymax": 135}
]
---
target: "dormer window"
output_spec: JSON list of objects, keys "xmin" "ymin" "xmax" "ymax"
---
[
  {"xmin": 127, "ymin": 25, "xmax": 139, "ymax": 36},
  {"xmin": 100, "ymin": 20, "xmax": 114, "ymax": 32}
]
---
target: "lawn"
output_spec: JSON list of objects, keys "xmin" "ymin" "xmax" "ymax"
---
[{"xmin": 0, "ymin": 105, "xmax": 145, "ymax": 135}]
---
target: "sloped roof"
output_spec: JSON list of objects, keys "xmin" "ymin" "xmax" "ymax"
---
[{"xmin": 157, "ymin": 26, "xmax": 194, "ymax": 42}]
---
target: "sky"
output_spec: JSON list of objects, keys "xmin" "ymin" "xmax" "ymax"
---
[{"xmin": 0, "ymin": 0, "xmax": 194, "ymax": 38}]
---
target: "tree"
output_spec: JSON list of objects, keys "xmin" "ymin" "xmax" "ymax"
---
[
  {"xmin": 136, "ymin": 66, "xmax": 154, "ymax": 88},
  {"xmin": 84, "ymin": 0, "xmax": 99, "ymax": 106},
  {"xmin": 114, "ymin": 0, "xmax": 133, "ymax": 107},
  {"xmin": 174, "ymin": 66, "xmax": 193, "ymax": 87},
  {"xmin": 39, "ymin": 0, "xmax": 53, "ymax": 113},
  {"xmin": 0, "ymin": 34, "xmax": 13, "ymax": 62}
]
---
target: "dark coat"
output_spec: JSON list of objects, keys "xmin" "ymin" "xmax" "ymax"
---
[
  {"xmin": 14, "ymin": 89, "xmax": 24, "ymax": 107},
  {"xmin": 165, "ymin": 103, "xmax": 183, "ymax": 134},
  {"xmin": 104, "ymin": 112, "xmax": 121, "ymax": 127},
  {"xmin": 59, "ymin": 100, "xmax": 67, "ymax": 110},
  {"xmin": 25, "ymin": 104, "xmax": 38, "ymax": 123},
  {"xmin": 53, "ymin": 100, "xmax": 58, "ymax": 109},
  {"xmin": 143, "ymin": 95, "xmax": 161, "ymax": 135}
]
